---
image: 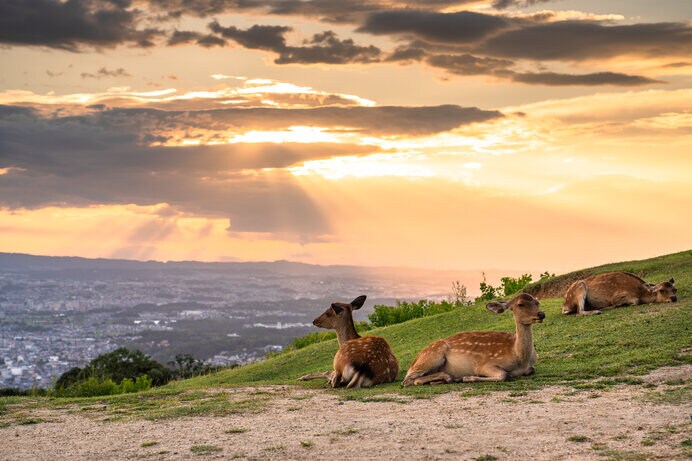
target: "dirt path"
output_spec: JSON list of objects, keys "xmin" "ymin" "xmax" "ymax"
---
[{"xmin": 1, "ymin": 370, "xmax": 690, "ymax": 461}]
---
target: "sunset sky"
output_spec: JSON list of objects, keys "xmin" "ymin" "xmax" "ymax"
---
[{"xmin": 0, "ymin": 0, "xmax": 690, "ymax": 273}]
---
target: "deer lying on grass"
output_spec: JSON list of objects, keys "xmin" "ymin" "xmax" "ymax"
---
[
  {"xmin": 402, "ymin": 293, "xmax": 544, "ymax": 386},
  {"xmin": 562, "ymin": 272, "xmax": 677, "ymax": 316},
  {"xmin": 297, "ymin": 295, "xmax": 399, "ymax": 388}
]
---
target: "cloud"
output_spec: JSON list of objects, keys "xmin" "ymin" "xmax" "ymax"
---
[
  {"xmin": 208, "ymin": 21, "xmax": 290, "ymax": 51},
  {"xmin": 492, "ymin": 0, "xmax": 555, "ymax": 9},
  {"xmin": 147, "ymin": 0, "xmax": 477, "ymax": 23},
  {"xmin": 207, "ymin": 22, "xmax": 381, "ymax": 65},
  {"xmin": 0, "ymin": 101, "xmax": 501, "ymax": 238},
  {"xmin": 81, "ymin": 67, "xmax": 132, "ymax": 79},
  {"xmin": 0, "ymin": 106, "xmax": 372, "ymax": 238},
  {"xmin": 481, "ymin": 21, "xmax": 692, "ymax": 61},
  {"xmin": 0, "ymin": 78, "xmax": 377, "ymax": 111},
  {"xmin": 116, "ymin": 105, "xmax": 502, "ymax": 137},
  {"xmin": 274, "ymin": 31, "xmax": 381, "ymax": 64},
  {"xmin": 509, "ymin": 71, "xmax": 663, "ymax": 86},
  {"xmin": 167, "ymin": 30, "xmax": 226, "ymax": 47},
  {"xmin": 0, "ymin": 0, "xmax": 162, "ymax": 50},
  {"xmin": 426, "ymin": 53, "xmax": 513, "ymax": 76},
  {"xmin": 358, "ymin": 10, "xmax": 510, "ymax": 44}
]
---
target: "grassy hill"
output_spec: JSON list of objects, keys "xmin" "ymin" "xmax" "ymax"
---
[
  {"xmin": 166, "ymin": 250, "xmax": 691, "ymax": 397},
  {"xmin": 1, "ymin": 251, "xmax": 690, "ymax": 415}
]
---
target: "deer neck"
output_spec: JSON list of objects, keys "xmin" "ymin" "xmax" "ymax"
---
[
  {"xmin": 513, "ymin": 321, "xmax": 534, "ymax": 363},
  {"xmin": 335, "ymin": 320, "xmax": 360, "ymax": 346}
]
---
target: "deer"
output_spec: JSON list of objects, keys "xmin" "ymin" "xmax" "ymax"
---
[
  {"xmin": 297, "ymin": 295, "xmax": 399, "ymax": 388},
  {"xmin": 562, "ymin": 272, "xmax": 677, "ymax": 316},
  {"xmin": 402, "ymin": 293, "xmax": 544, "ymax": 386}
]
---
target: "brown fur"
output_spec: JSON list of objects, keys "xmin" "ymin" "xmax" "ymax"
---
[
  {"xmin": 562, "ymin": 272, "xmax": 677, "ymax": 316},
  {"xmin": 297, "ymin": 295, "xmax": 398, "ymax": 388},
  {"xmin": 402, "ymin": 293, "xmax": 545, "ymax": 386}
]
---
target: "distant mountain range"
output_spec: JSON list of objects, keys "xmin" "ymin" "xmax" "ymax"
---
[{"xmin": 0, "ymin": 252, "xmax": 527, "ymax": 297}]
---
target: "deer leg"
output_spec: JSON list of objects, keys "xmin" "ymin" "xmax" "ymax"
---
[
  {"xmin": 402, "ymin": 340, "xmax": 449, "ymax": 386},
  {"xmin": 412, "ymin": 371, "xmax": 455, "ymax": 386},
  {"xmin": 329, "ymin": 372, "xmax": 343, "ymax": 388},
  {"xmin": 346, "ymin": 371, "xmax": 364, "ymax": 389},
  {"xmin": 297, "ymin": 371, "xmax": 333, "ymax": 381},
  {"xmin": 462, "ymin": 366, "xmax": 509, "ymax": 383},
  {"xmin": 572, "ymin": 282, "xmax": 601, "ymax": 315}
]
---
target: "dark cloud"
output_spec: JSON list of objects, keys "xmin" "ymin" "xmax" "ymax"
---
[
  {"xmin": 206, "ymin": 22, "xmax": 381, "ymax": 65},
  {"xmin": 81, "ymin": 67, "xmax": 131, "ymax": 79},
  {"xmin": 98, "ymin": 105, "xmax": 501, "ymax": 137},
  {"xmin": 275, "ymin": 31, "xmax": 381, "ymax": 64},
  {"xmin": 147, "ymin": 0, "xmax": 477, "ymax": 24},
  {"xmin": 167, "ymin": 30, "xmax": 226, "ymax": 47},
  {"xmin": 386, "ymin": 46, "xmax": 427, "ymax": 62},
  {"xmin": 481, "ymin": 21, "xmax": 692, "ymax": 61},
  {"xmin": 0, "ymin": 0, "xmax": 162, "ymax": 50},
  {"xmin": 358, "ymin": 10, "xmax": 510, "ymax": 44},
  {"xmin": 208, "ymin": 21, "xmax": 290, "ymax": 51},
  {"xmin": 0, "ymin": 102, "xmax": 501, "ymax": 238},
  {"xmin": 492, "ymin": 0, "xmax": 554, "ymax": 9},
  {"xmin": 426, "ymin": 53, "xmax": 513, "ymax": 76},
  {"xmin": 509, "ymin": 71, "xmax": 664, "ymax": 86},
  {"xmin": 0, "ymin": 105, "xmax": 371, "ymax": 239}
]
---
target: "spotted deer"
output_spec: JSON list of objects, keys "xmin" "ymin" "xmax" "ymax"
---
[
  {"xmin": 562, "ymin": 272, "xmax": 677, "ymax": 316},
  {"xmin": 402, "ymin": 293, "xmax": 545, "ymax": 386},
  {"xmin": 297, "ymin": 295, "xmax": 399, "ymax": 388}
]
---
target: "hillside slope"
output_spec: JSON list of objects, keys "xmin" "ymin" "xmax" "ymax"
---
[{"xmin": 175, "ymin": 250, "xmax": 691, "ymax": 393}]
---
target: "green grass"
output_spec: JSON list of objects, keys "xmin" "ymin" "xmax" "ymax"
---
[
  {"xmin": 1, "ymin": 250, "xmax": 690, "ymax": 414},
  {"xmin": 140, "ymin": 441, "xmax": 158, "ymax": 447},
  {"xmin": 190, "ymin": 445, "xmax": 222, "ymax": 455},
  {"xmin": 162, "ymin": 250, "xmax": 690, "ymax": 394},
  {"xmin": 224, "ymin": 427, "xmax": 248, "ymax": 434},
  {"xmin": 568, "ymin": 435, "xmax": 591, "ymax": 443}
]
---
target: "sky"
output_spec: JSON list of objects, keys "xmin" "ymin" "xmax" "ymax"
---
[{"xmin": 0, "ymin": 0, "xmax": 691, "ymax": 273}]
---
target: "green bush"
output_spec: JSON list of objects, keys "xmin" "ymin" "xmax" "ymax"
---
[
  {"xmin": 368, "ymin": 300, "xmax": 458, "ymax": 328},
  {"xmin": 56, "ymin": 374, "xmax": 152, "ymax": 397},
  {"xmin": 477, "ymin": 272, "xmax": 535, "ymax": 301}
]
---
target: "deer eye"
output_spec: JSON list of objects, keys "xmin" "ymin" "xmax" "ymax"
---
[{"xmin": 517, "ymin": 303, "xmax": 524, "ymax": 307}]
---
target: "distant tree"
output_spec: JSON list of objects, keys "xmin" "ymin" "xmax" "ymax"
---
[
  {"xmin": 449, "ymin": 281, "xmax": 473, "ymax": 306},
  {"xmin": 478, "ymin": 272, "xmax": 534, "ymax": 300},
  {"xmin": 499, "ymin": 274, "xmax": 533, "ymax": 297},
  {"xmin": 88, "ymin": 348, "xmax": 169, "ymax": 385},
  {"xmin": 55, "ymin": 348, "xmax": 170, "ymax": 390},
  {"xmin": 477, "ymin": 272, "xmax": 499, "ymax": 302},
  {"xmin": 540, "ymin": 271, "xmax": 555, "ymax": 280},
  {"xmin": 168, "ymin": 353, "xmax": 217, "ymax": 380},
  {"xmin": 55, "ymin": 366, "xmax": 85, "ymax": 389}
]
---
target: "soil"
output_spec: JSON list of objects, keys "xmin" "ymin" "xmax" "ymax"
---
[{"xmin": 1, "ymin": 368, "xmax": 690, "ymax": 461}]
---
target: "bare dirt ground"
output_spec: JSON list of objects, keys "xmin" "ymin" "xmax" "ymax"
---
[{"xmin": 1, "ymin": 367, "xmax": 690, "ymax": 461}]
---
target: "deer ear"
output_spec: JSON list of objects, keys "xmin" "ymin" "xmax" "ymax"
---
[
  {"xmin": 486, "ymin": 301, "xmax": 508, "ymax": 314},
  {"xmin": 350, "ymin": 295, "xmax": 367, "ymax": 310},
  {"xmin": 669, "ymin": 278, "xmax": 675, "ymax": 284},
  {"xmin": 331, "ymin": 303, "xmax": 343, "ymax": 314}
]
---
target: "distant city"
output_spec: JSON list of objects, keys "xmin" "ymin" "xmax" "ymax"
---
[{"xmin": 0, "ymin": 253, "xmax": 521, "ymax": 389}]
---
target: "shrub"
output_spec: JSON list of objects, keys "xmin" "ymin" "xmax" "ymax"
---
[
  {"xmin": 55, "ymin": 374, "xmax": 152, "ymax": 397},
  {"xmin": 477, "ymin": 272, "xmax": 534, "ymax": 300},
  {"xmin": 54, "ymin": 347, "xmax": 166, "ymax": 395},
  {"xmin": 368, "ymin": 300, "xmax": 458, "ymax": 328}
]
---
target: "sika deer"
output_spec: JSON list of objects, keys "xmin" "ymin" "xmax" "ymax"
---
[
  {"xmin": 562, "ymin": 272, "xmax": 677, "ymax": 316},
  {"xmin": 297, "ymin": 295, "xmax": 399, "ymax": 388},
  {"xmin": 402, "ymin": 293, "xmax": 544, "ymax": 386}
]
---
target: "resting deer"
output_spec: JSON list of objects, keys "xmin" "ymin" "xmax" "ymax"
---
[
  {"xmin": 562, "ymin": 272, "xmax": 677, "ymax": 316},
  {"xmin": 297, "ymin": 295, "xmax": 399, "ymax": 388},
  {"xmin": 402, "ymin": 293, "xmax": 544, "ymax": 386}
]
